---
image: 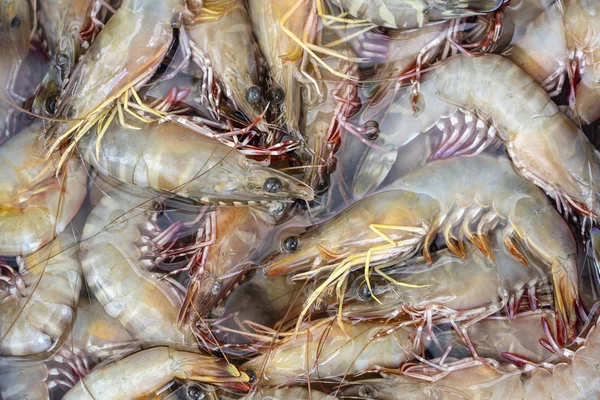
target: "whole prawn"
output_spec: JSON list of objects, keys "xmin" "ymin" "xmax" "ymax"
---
[
  {"xmin": 334, "ymin": 0, "xmax": 503, "ymax": 29},
  {"xmin": 354, "ymin": 54, "xmax": 600, "ymax": 224},
  {"xmin": 62, "ymin": 347, "xmax": 250, "ymax": 399},
  {"xmin": 338, "ymin": 312, "xmax": 600, "ymax": 399},
  {"xmin": 80, "ymin": 186, "xmax": 198, "ymax": 349},
  {"xmin": 79, "ymin": 120, "xmax": 314, "ymax": 204},
  {"xmin": 0, "ymin": 229, "xmax": 81, "ymax": 357},
  {"xmin": 265, "ymin": 155, "xmax": 579, "ymax": 340},
  {"xmin": 44, "ymin": 0, "xmax": 183, "ymax": 166}
]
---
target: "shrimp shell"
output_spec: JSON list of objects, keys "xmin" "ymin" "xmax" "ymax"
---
[{"xmin": 0, "ymin": 229, "xmax": 82, "ymax": 357}]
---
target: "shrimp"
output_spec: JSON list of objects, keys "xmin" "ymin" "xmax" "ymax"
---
[
  {"xmin": 0, "ymin": 0, "xmax": 32, "ymax": 135},
  {"xmin": 43, "ymin": 0, "xmax": 183, "ymax": 167},
  {"xmin": 0, "ymin": 229, "xmax": 81, "ymax": 357},
  {"xmin": 265, "ymin": 155, "xmax": 579, "ymax": 340},
  {"xmin": 343, "ymin": 233, "xmax": 551, "ymax": 325},
  {"xmin": 79, "ymin": 120, "xmax": 314, "ymax": 204},
  {"xmin": 80, "ymin": 186, "xmax": 198, "ymax": 349},
  {"xmin": 182, "ymin": 0, "xmax": 267, "ymax": 129},
  {"xmin": 354, "ymin": 54, "xmax": 600, "ymax": 223},
  {"xmin": 339, "ymin": 312, "xmax": 600, "ymax": 399},
  {"xmin": 0, "ymin": 296, "xmax": 141, "ymax": 398},
  {"xmin": 180, "ymin": 205, "xmax": 276, "ymax": 323},
  {"xmin": 0, "ymin": 122, "xmax": 87, "ymax": 256},
  {"xmin": 247, "ymin": 0, "xmax": 310, "ymax": 133},
  {"xmin": 62, "ymin": 347, "xmax": 250, "ymax": 399},
  {"xmin": 243, "ymin": 318, "xmax": 415, "ymax": 386},
  {"xmin": 334, "ymin": 0, "xmax": 503, "ymax": 29}
]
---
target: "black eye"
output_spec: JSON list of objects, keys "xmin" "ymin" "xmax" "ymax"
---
[
  {"xmin": 263, "ymin": 177, "xmax": 282, "ymax": 193},
  {"xmin": 364, "ymin": 120, "xmax": 380, "ymax": 140},
  {"xmin": 45, "ymin": 96, "xmax": 57, "ymax": 115},
  {"xmin": 282, "ymin": 236, "xmax": 299, "ymax": 253},
  {"xmin": 245, "ymin": 85, "xmax": 261, "ymax": 104},
  {"xmin": 267, "ymin": 87, "xmax": 285, "ymax": 104},
  {"xmin": 186, "ymin": 384, "xmax": 203, "ymax": 399},
  {"xmin": 10, "ymin": 16, "xmax": 21, "ymax": 29},
  {"xmin": 358, "ymin": 282, "xmax": 374, "ymax": 301},
  {"xmin": 358, "ymin": 384, "xmax": 378, "ymax": 399},
  {"xmin": 246, "ymin": 368, "xmax": 257, "ymax": 384}
]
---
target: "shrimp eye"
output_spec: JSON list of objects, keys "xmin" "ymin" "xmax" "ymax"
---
[
  {"xmin": 358, "ymin": 283, "xmax": 374, "ymax": 301},
  {"xmin": 267, "ymin": 87, "xmax": 285, "ymax": 104},
  {"xmin": 45, "ymin": 96, "xmax": 57, "ymax": 115},
  {"xmin": 246, "ymin": 368, "xmax": 257, "ymax": 384},
  {"xmin": 186, "ymin": 384, "xmax": 203, "ymax": 399},
  {"xmin": 245, "ymin": 85, "xmax": 261, "ymax": 104},
  {"xmin": 282, "ymin": 236, "xmax": 299, "ymax": 253},
  {"xmin": 263, "ymin": 177, "xmax": 282, "ymax": 193},
  {"xmin": 358, "ymin": 384, "xmax": 378, "ymax": 399},
  {"xmin": 10, "ymin": 16, "xmax": 21, "ymax": 29},
  {"xmin": 364, "ymin": 120, "xmax": 380, "ymax": 140}
]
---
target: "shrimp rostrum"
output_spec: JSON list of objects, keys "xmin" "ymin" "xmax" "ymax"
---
[{"xmin": 265, "ymin": 155, "xmax": 579, "ymax": 341}]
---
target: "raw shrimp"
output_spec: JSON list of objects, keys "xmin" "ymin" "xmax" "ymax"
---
[
  {"xmin": 181, "ymin": 205, "xmax": 275, "ymax": 323},
  {"xmin": 266, "ymin": 155, "xmax": 579, "ymax": 340},
  {"xmin": 248, "ymin": 0, "xmax": 310, "ymax": 133},
  {"xmin": 62, "ymin": 347, "xmax": 250, "ymax": 399},
  {"xmin": 0, "ymin": 296, "xmax": 141, "ymax": 398},
  {"xmin": 80, "ymin": 186, "xmax": 198, "ymax": 349},
  {"xmin": 0, "ymin": 122, "xmax": 87, "ymax": 256},
  {"xmin": 340, "ymin": 312, "xmax": 600, "ymax": 399},
  {"xmin": 334, "ymin": 0, "xmax": 503, "ymax": 29},
  {"xmin": 343, "ymin": 234, "xmax": 550, "ymax": 325},
  {"xmin": 183, "ymin": 0, "xmax": 267, "ymax": 129},
  {"xmin": 243, "ymin": 318, "xmax": 415, "ymax": 386},
  {"xmin": 0, "ymin": 229, "xmax": 81, "ymax": 357},
  {"xmin": 354, "ymin": 54, "xmax": 600, "ymax": 223},
  {"xmin": 0, "ymin": 0, "xmax": 32, "ymax": 135},
  {"xmin": 44, "ymin": 0, "xmax": 183, "ymax": 166},
  {"xmin": 79, "ymin": 120, "xmax": 314, "ymax": 204}
]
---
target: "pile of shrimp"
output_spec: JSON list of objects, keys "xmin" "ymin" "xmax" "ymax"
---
[{"xmin": 2, "ymin": 0, "xmax": 600, "ymax": 399}]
